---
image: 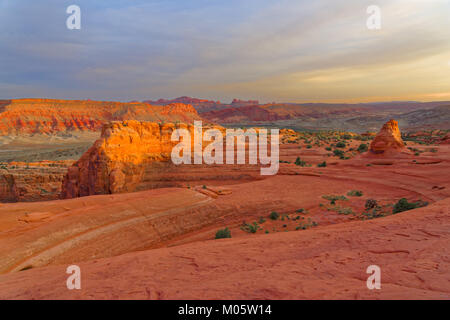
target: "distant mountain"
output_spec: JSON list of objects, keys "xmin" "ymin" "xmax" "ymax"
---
[
  {"xmin": 143, "ymin": 97, "xmax": 260, "ymax": 113},
  {"xmin": 1, "ymin": 98, "xmax": 448, "ymax": 135},
  {"xmin": 397, "ymin": 105, "xmax": 450, "ymax": 130},
  {"xmin": 202, "ymin": 105, "xmax": 285, "ymax": 123},
  {"xmin": 0, "ymin": 99, "xmax": 201, "ymax": 135},
  {"xmin": 199, "ymin": 100, "xmax": 450, "ymax": 132}
]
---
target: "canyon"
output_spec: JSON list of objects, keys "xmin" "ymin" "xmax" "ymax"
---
[{"xmin": 0, "ymin": 99, "xmax": 448, "ymax": 300}]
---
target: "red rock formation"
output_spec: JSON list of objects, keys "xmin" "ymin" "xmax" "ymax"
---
[
  {"xmin": 369, "ymin": 120, "xmax": 406, "ymax": 154},
  {"xmin": 0, "ymin": 99, "xmax": 201, "ymax": 135},
  {"xmin": 60, "ymin": 121, "xmax": 264, "ymax": 199},
  {"xmin": 0, "ymin": 161, "xmax": 72, "ymax": 202}
]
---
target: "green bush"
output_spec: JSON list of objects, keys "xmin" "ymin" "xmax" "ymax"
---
[
  {"xmin": 317, "ymin": 161, "xmax": 327, "ymax": 167},
  {"xmin": 295, "ymin": 157, "xmax": 308, "ymax": 167},
  {"xmin": 241, "ymin": 222, "xmax": 261, "ymax": 233},
  {"xmin": 357, "ymin": 143, "xmax": 368, "ymax": 153},
  {"xmin": 393, "ymin": 198, "xmax": 428, "ymax": 214},
  {"xmin": 215, "ymin": 228, "xmax": 231, "ymax": 239},
  {"xmin": 336, "ymin": 142, "xmax": 346, "ymax": 148},
  {"xmin": 333, "ymin": 149, "xmax": 344, "ymax": 157},
  {"xmin": 269, "ymin": 211, "xmax": 279, "ymax": 220}
]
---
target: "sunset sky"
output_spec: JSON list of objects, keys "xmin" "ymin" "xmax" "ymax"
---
[{"xmin": 1, "ymin": 0, "xmax": 449, "ymax": 103}]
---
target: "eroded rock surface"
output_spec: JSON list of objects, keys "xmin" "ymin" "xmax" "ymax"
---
[
  {"xmin": 0, "ymin": 161, "xmax": 72, "ymax": 202},
  {"xmin": 61, "ymin": 121, "xmax": 265, "ymax": 198},
  {"xmin": 369, "ymin": 120, "xmax": 406, "ymax": 155},
  {"xmin": 0, "ymin": 99, "xmax": 201, "ymax": 135}
]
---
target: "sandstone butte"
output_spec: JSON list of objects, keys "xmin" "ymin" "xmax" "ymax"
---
[
  {"xmin": 0, "ymin": 99, "xmax": 202, "ymax": 135},
  {"xmin": 368, "ymin": 119, "xmax": 409, "ymax": 156},
  {"xmin": 61, "ymin": 121, "xmax": 265, "ymax": 199}
]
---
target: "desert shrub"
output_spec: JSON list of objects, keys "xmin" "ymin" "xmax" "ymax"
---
[
  {"xmin": 317, "ymin": 161, "xmax": 327, "ymax": 167},
  {"xmin": 306, "ymin": 145, "xmax": 312, "ymax": 149},
  {"xmin": 269, "ymin": 211, "xmax": 279, "ymax": 220},
  {"xmin": 241, "ymin": 222, "xmax": 261, "ymax": 233},
  {"xmin": 336, "ymin": 142, "xmax": 346, "ymax": 148},
  {"xmin": 365, "ymin": 199, "xmax": 378, "ymax": 210},
  {"xmin": 393, "ymin": 198, "xmax": 428, "ymax": 214},
  {"xmin": 325, "ymin": 146, "xmax": 332, "ymax": 151},
  {"xmin": 215, "ymin": 228, "xmax": 232, "ymax": 239},
  {"xmin": 357, "ymin": 143, "xmax": 368, "ymax": 153},
  {"xmin": 342, "ymin": 134, "xmax": 352, "ymax": 140},
  {"xmin": 258, "ymin": 217, "xmax": 266, "ymax": 224},
  {"xmin": 296, "ymin": 208, "xmax": 305, "ymax": 213},
  {"xmin": 295, "ymin": 157, "xmax": 308, "ymax": 167},
  {"xmin": 333, "ymin": 149, "xmax": 344, "ymax": 157},
  {"xmin": 347, "ymin": 190, "xmax": 363, "ymax": 197}
]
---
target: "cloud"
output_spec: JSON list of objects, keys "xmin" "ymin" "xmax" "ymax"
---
[{"xmin": 0, "ymin": 0, "xmax": 449, "ymax": 102}]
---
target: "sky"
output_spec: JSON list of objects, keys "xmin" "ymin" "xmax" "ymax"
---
[{"xmin": 0, "ymin": 0, "xmax": 449, "ymax": 103}]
